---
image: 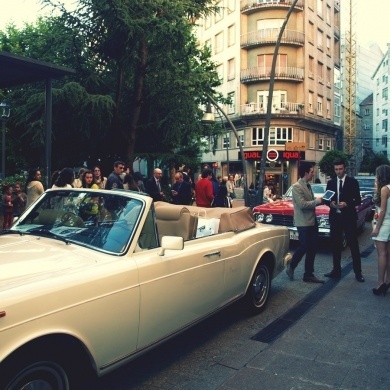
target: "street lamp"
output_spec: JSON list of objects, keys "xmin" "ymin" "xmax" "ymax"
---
[
  {"xmin": 0, "ymin": 102, "xmax": 11, "ymax": 181},
  {"xmin": 202, "ymin": 94, "xmax": 248, "ymax": 206}
]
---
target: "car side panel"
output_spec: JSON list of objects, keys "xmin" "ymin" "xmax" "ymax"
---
[{"xmin": 0, "ymin": 258, "xmax": 140, "ymax": 374}]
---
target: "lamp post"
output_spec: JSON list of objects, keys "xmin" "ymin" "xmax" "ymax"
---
[
  {"xmin": 202, "ymin": 95, "xmax": 248, "ymax": 206},
  {"xmin": 0, "ymin": 102, "xmax": 11, "ymax": 181}
]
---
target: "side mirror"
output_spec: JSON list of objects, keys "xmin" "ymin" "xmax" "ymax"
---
[{"xmin": 159, "ymin": 236, "xmax": 184, "ymax": 256}]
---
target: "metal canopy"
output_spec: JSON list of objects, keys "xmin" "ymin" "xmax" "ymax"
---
[
  {"xmin": 0, "ymin": 51, "xmax": 75, "ymax": 187},
  {"xmin": 0, "ymin": 51, "xmax": 75, "ymax": 88}
]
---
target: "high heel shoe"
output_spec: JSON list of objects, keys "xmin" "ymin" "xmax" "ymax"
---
[{"xmin": 373, "ymin": 283, "xmax": 388, "ymax": 296}]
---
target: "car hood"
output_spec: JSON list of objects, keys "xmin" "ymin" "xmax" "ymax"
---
[
  {"xmin": 0, "ymin": 235, "xmax": 101, "ymax": 291},
  {"xmin": 253, "ymin": 200, "xmax": 329, "ymax": 215}
]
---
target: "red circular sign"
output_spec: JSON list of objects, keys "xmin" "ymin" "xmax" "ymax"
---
[{"xmin": 267, "ymin": 149, "xmax": 279, "ymax": 161}]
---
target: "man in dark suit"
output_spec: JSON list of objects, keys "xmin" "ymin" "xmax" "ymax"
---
[
  {"xmin": 323, "ymin": 158, "xmax": 365, "ymax": 282},
  {"xmin": 145, "ymin": 168, "xmax": 164, "ymax": 202},
  {"xmin": 171, "ymin": 172, "xmax": 192, "ymax": 205}
]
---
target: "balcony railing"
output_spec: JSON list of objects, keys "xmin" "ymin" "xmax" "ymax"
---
[
  {"xmin": 241, "ymin": 101, "xmax": 304, "ymax": 116},
  {"xmin": 241, "ymin": 28, "xmax": 305, "ymax": 48},
  {"xmin": 241, "ymin": 66, "xmax": 304, "ymax": 83},
  {"xmin": 241, "ymin": 0, "xmax": 304, "ymax": 14}
]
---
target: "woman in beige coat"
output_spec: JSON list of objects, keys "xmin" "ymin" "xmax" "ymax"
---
[{"xmin": 25, "ymin": 168, "xmax": 44, "ymax": 208}]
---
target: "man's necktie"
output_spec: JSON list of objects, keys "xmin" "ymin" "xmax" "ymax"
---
[
  {"xmin": 157, "ymin": 180, "xmax": 161, "ymax": 192},
  {"xmin": 339, "ymin": 179, "xmax": 343, "ymax": 194},
  {"xmin": 307, "ymin": 183, "xmax": 314, "ymax": 199}
]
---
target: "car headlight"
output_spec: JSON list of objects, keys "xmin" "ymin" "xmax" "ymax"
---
[
  {"xmin": 256, "ymin": 213, "xmax": 265, "ymax": 222},
  {"xmin": 265, "ymin": 214, "xmax": 273, "ymax": 223},
  {"xmin": 317, "ymin": 215, "xmax": 329, "ymax": 228}
]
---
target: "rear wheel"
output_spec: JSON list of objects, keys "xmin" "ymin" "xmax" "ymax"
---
[{"xmin": 244, "ymin": 263, "xmax": 271, "ymax": 315}]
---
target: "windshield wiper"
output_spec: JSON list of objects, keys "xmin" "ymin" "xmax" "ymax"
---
[{"xmin": 23, "ymin": 228, "xmax": 72, "ymax": 244}]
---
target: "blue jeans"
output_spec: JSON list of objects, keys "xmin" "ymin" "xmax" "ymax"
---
[{"xmin": 290, "ymin": 225, "xmax": 318, "ymax": 277}]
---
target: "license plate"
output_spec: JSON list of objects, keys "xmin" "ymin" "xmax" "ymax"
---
[{"xmin": 289, "ymin": 231, "xmax": 299, "ymax": 240}]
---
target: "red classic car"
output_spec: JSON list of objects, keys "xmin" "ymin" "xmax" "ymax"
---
[{"xmin": 253, "ymin": 183, "xmax": 373, "ymax": 248}]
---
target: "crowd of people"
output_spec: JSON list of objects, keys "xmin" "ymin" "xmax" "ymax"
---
[{"xmin": 1, "ymin": 157, "xmax": 390, "ymax": 296}]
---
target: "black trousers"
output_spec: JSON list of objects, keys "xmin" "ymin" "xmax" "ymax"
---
[{"xmin": 329, "ymin": 213, "xmax": 362, "ymax": 274}]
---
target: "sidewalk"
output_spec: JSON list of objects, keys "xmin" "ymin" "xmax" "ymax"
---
[{"xmin": 219, "ymin": 238, "xmax": 390, "ymax": 389}]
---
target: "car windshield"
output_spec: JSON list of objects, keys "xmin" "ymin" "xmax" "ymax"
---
[
  {"xmin": 10, "ymin": 189, "xmax": 145, "ymax": 255},
  {"xmin": 284, "ymin": 184, "xmax": 326, "ymax": 199}
]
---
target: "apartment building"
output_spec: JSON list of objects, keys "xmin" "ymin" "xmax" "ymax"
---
[
  {"xmin": 372, "ymin": 44, "xmax": 390, "ymax": 159},
  {"xmin": 197, "ymin": 0, "xmax": 341, "ymax": 194}
]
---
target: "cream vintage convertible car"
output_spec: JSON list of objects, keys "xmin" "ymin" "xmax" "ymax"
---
[{"xmin": 0, "ymin": 188, "xmax": 291, "ymax": 389}]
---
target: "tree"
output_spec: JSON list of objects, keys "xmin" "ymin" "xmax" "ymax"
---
[
  {"xmin": 42, "ymin": 0, "xmax": 221, "ymax": 174},
  {"xmin": 360, "ymin": 153, "xmax": 390, "ymax": 174},
  {"xmin": 1, "ymin": 0, "xmax": 222, "ymax": 176},
  {"xmin": 318, "ymin": 150, "xmax": 350, "ymax": 178}
]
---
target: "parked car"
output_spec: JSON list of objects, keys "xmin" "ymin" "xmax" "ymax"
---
[
  {"xmin": 354, "ymin": 175, "xmax": 376, "ymax": 196},
  {"xmin": 0, "ymin": 188, "xmax": 291, "ymax": 389},
  {"xmin": 253, "ymin": 183, "xmax": 373, "ymax": 247}
]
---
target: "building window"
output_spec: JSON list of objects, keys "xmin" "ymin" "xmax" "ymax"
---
[
  {"xmin": 326, "ymin": 36, "xmax": 331, "ymax": 56},
  {"xmin": 383, "ymin": 87, "xmax": 388, "ymax": 100},
  {"xmin": 383, "ymin": 119, "xmax": 388, "ymax": 131},
  {"xmin": 326, "ymin": 99, "xmax": 331, "ymax": 118},
  {"xmin": 227, "ymin": 92, "xmax": 235, "ymax": 114},
  {"xmin": 326, "ymin": 67, "xmax": 331, "ymax": 87},
  {"xmin": 257, "ymin": 90, "xmax": 287, "ymax": 111},
  {"xmin": 364, "ymin": 108, "xmax": 370, "ymax": 116},
  {"xmin": 318, "ymin": 138, "xmax": 324, "ymax": 150},
  {"xmin": 317, "ymin": 61, "xmax": 324, "ymax": 84},
  {"xmin": 317, "ymin": 96, "xmax": 323, "ymax": 116},
  {"xmin": 228, "ymin": 24, "xmax": 235, "ymax": 47},
  {"xmin": 257, "ymin": 54, "xmax": 287, "ymax": 73},
  {"xmin": 216, "ymin": 64, "xmax": 223, "ymax": 82},
  {"xmin": 377, "ymin": 108, "xmax": 380, "ymax": 116},
  {"xmin": 227, "ymin": 0, "xmax": 235, "ymax": 13},
  {"xmin": 317, "ymin": 29, "xmax": 323, "ymax": 51},
  {"xmin": 317, "ymin": 0, "xmax": 323, "ymax": 18},
  {"xmin": 326, "ymin": 139, "xmax": 331, "ymax": 150},
  {"xmin": 376, "ymin": 123, "xmax": 380, "ymax": 131},
  {"xmin": 251, "ymin": 127, "xmax": 293, "ymax": 146},
  {"xmin": 382, "ymin": 135, "xmax": 387, "ymax": 146},
  {"xmin": 309, "ymin": 91, "xmax": 314, "ymax": 113},
  {"xmin": 227, "ymin": 58, "xmax": 235, "ymax": 80},
  {"xmin": 215, "ymin": 32, "xmax": 223, "ymax": 54},
  {"xmin": 364, "ymin": 124, "xmax": 370, "ymax": 130},
  {"xmin": 308, "ymin": 22, "xmax": 314, "ymax": 44},
  {"xmin": 205, "ymin": 16, "xmax": 211, "ymax": 30},
  {"xmin": 308, "ymin": 56, "xmax": 314, "ymax": 79},
  {"xmin": 223, "ymin": 135, "xmax": 230, "ymax": 149},
  {"xmin": 215, "ymin": 1, "xmax": 223, "ymax": 23},
  {"xmin": 236, "ymin": 134, "xmax": 244, "ymax": 148},
  {"xmin": 326, "ymin": 5, "xmax": 331, "ymax": 25},
  {"xmin": 308, "ymin": 132, "xmax": 315, "ymax": 149}
]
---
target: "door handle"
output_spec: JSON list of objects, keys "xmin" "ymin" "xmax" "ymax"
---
[{"xmin": 204, "ymin": 251, "xmax": 221, "ymax": 258}]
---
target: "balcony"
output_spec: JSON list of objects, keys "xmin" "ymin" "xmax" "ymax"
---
[
  {"xmin": 241, "ymin": 0, "xmax": 304, "ymax": 14},
  {"xmin": 241, "ymin": 101, "xmax": 304, "ymax": 116},
  {"xmin": 241, "ymin": 28, "xmax": 305, "ymax": 49},
  {"xmin": 241, "ymin": 66, "xmax": 304, "ymax": 83}
]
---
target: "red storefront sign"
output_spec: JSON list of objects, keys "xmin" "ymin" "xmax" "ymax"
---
[{"xmin": 240, "ymin": 151, "xmax": 305, "ymax": 161}]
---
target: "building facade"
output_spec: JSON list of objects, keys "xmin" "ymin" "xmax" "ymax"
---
[
  {"xmin": 197, "ymin": 0, "xmax": 342, "ymax": 195},
  {"xmin": 372, "ymin": 44, "xmax": 390, "ymax": 159}
]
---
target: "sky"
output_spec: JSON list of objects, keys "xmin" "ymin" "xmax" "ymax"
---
[{"xmin": 0, "ymin": 0, "xmax": 389, "ymax": 54}]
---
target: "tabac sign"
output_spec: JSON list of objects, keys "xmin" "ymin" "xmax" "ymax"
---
[{"xmin": 239, "ymin": 150, "xmax": 305, "ymax": 161}]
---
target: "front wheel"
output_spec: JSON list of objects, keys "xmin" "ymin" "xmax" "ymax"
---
[
  {"xmin": 2, "ymin": 360, "xmax": 69, "ymax": 390},
  {"xmin": 243, "ymin": 263, "xmax": 271, "ymax": 315}
]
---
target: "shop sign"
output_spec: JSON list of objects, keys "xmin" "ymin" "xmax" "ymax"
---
[{"xmin": 241, "ymin": 150, "xmax": 305, "ymax": 161}]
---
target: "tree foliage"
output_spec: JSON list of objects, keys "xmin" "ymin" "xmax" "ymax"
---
[
  {"xmin": 1, "ymin": 0, "xmax": 222, "ymax": 177},
  {"xmin": 318, "ymin": 150, "xmax": 350, "ymax": 178},
  {"xmin": 360, "ymin": 153, "xmax": 390, "ymax": 174}
]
